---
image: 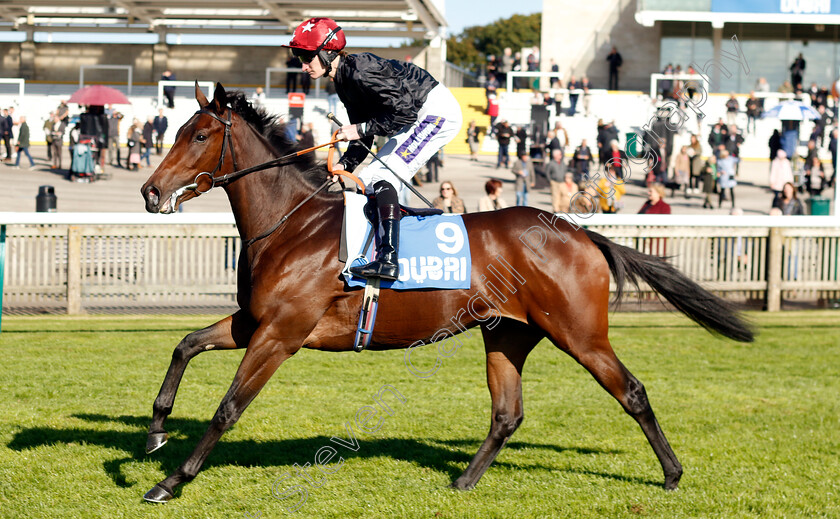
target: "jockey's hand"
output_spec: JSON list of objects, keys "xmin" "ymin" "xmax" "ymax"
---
[
  {"xmin": 336, "ymin": 124, "xmax": 361, "ymax": 141},
  {"xmin": 330, "ymin": 162, "xmax": 346, "ymax": 182}
]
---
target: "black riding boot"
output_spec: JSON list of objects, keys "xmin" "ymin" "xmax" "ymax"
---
[{"xmin": 350, "ymin": 181, "xmax": 401, "ymax": 281}]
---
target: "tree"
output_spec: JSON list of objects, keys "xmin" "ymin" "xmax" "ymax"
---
[{"xmin": 446, "ymin": 13, "xmax": 541, "ymax": 72}]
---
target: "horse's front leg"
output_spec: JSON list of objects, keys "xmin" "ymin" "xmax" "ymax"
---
[
  {"xmin": 144, "ymin": 324, "xmax": 301, "ymax": 503},
  {"xmin": 147, "ymin": 310, "xmax": 255, "ymax": 453}
]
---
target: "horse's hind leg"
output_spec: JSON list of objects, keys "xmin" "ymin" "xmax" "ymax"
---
[
  {"xmin": 546, "ymin": 318, "xmax": 683, "ymax": 490},
  {"xmin": 451, "ymin": 319, "xmax": 542, "ymax": 490},
  {"xmin": 147, "ymin": 310, "xmax": 255, "ymax": 453}
]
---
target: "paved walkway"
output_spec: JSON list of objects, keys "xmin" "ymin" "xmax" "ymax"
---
[{"xmin": 1, "ymin": 144, "xmax": 836, "ymax": 216}]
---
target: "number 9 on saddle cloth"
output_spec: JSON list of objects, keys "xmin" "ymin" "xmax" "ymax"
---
[{"xmin": 340, "ymin": 192, "xmax": 471, "ymax": 290}]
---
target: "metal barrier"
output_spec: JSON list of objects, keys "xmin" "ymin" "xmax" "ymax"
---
[{"xmin": 0, "ymin": 214, "xmax": 839, "ymax": 324}]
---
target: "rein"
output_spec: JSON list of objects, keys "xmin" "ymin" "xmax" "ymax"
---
[{"xmin": 183, "ymin": 107, "xmax": 364, "ymax": 248}]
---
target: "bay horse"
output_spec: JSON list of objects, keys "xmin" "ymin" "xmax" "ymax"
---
[{"xmin": 139, "ymin": 83, "xmax": 753, "ymax": 503}]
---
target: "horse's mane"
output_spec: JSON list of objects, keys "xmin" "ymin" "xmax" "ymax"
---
[{"xmin": 225, "ymin": 90, "xmax": 332, "ymax": 189}]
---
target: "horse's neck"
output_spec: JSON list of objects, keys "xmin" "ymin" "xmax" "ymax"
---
[{"xmin": 223, "ymin": 145, "xmax": 321, "ymax": 243}]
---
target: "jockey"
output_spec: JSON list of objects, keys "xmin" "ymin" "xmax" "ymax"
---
[{"xmin": 285, "ymin": 17, "xmax": 463, "ymax": 281}]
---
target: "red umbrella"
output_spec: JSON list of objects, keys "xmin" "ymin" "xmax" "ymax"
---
[{"xmin": 68, "ymin": 85, "xmax": 131, "ymax": 106}]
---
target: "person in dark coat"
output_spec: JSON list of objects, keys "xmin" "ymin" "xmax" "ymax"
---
[
  {"xmin": 161, "ymin": 70, "xmax": 176, "ymax": 108},
  {"xmin": 142, "ymin": 117, "xmax": 154, "ymax": 167},
  {"xmin": 153, "ymin": 109, "xmax": 168, "ymax": 155},
  {"xmin": 606, "ymin": 46, "xmax": 622, "ymax": 90},
  {"xmin": 0, "ymin": 108, "xmax": 11, "ymax": 161}
]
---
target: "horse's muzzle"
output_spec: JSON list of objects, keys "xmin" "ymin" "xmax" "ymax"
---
[{"xmin": 143, "ymin": 184, "xmax": 161, "ymax": 213}]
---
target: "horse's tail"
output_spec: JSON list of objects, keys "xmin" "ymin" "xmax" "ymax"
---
[{"xmin": 585, "ymin": 229, "xmax": 754, "ymax": 343}]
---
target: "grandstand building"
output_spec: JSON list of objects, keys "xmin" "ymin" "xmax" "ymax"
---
[{"xmin": 544, "ymin": 0, "xmax": 840, "ymax": 93}]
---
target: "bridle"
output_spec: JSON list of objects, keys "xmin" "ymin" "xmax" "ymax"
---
[
  {"xmin": 173, "ymin": 106, "xmax": 364, "ymax": 248},
  {"xmin": 190, "ymin": 108, "xmax": 240, "ymax": 193}
]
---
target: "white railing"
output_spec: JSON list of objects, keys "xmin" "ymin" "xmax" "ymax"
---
[
  {"xmin": 0, "ymin": 78, "xmax": 25, "ymax": 106},
  {"xmin": 264, "ymin": 67, "xmax": 323, "ymax": 99},
  {"xmin": 157, "ymin": 80, "xmax": 215, "ymax": 108},
  {"xmin": 0, "ymin": 214, "xmax": 839, "ymax": 322},
  {"xmin": 649, "ymin": 73, "xmax": 711, "ymax": 100}
]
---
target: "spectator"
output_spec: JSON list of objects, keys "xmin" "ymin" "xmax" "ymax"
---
[
  {"xmin": 804, "ymin": 155, "xmax": 826, "ymax": 196},
  {"xmin": 153, "ymin": 109, "xmax": 168, "ymax": 155},
  {"xmin": 790, "ymin": 53, "xmax": 806, "ymax": 90},
  {"xmin": 142, "ymin": 116, "xmax": 154, "ymax": 167},
  {"xmin": 725, "ymin": 124, "xmax": 744, "ymax": 174},
  {"xmin": 546, "ymin": 148, "xmax": 567, "ymax": 210},
  {"xmin": 43, "ymin": 112, "xmax": 54, "ymax": 161},
  {"xmin": 425, "ymin": 151, "xmax": 442, "ymax": 183},
  {"xmin": 56, "ymin": 100, "xmax": 69, "ymax": 124},
  {"xmin": 466, "ymin": 120, "xmax": 480, "ymax": 162},
  {"xmin": 486, "ymin": 55, "xmax": 498, "ymax": 83},
  {"xmin": 513, "ymin": 124, "xmax": 528, "ymax": 158},
  {"xmin": 672, "ymin": 145, "xmax": 690, "ymax": 198},
  {"xmin": 573, "ymin": 139, "xmax": 593, "ymax": 183},
  {"xmin": 700, "ymin": 154, "xmax": 717, "ymax": 209},
  {"xmin": 107, "ymin": 111, "xmax": 122, "ymax": 166},
  {"xmin": 773, "ymin": 182, "xmax": 804, "ymax": 215},
  {"xmin": 580, "ymin": 76, "xmax": 592, "ymax": 116},
  {"xmin": 769, "ymin": 149, "xmax": 794, "ymax": 202},
  {"xmin": 161, "ymin": 70, "xmax": 176, "ymax": 108},
  {"xmin": 550, "ymin": 170, "xmax": 579, "ymax": 213},
  {"xmin": 812, "ymin": 105, "xmax": 831, "ymax": 147},
  {"xmin": 745, "ymin": 92, "xmax": 761, "ymax": 134},
  {"xmin": 477, "ymin": 179, "xmax": 508, "ymax": 211},
  {"xmin": 12, "ymin": 116, "xmax": 36, "ymax": 169},
  {"xmin": 251, "ymin": 86, "xmax": 265, "ymax": 107},
  {"xmin": 126, "ymin": 119, "xmax": 142, "ymax": 171},
  {"xmin": 512, "ymin": 152, "xmax": 535, "ymax": 206},
  {"xmin": 286, "ymin": 53, "xmax": 301, "ymax": 93},
  {"xmin": 725, "ymin": 93, "xmax": 739, "ymax": 126},
  {"xmin": 484, "ymin": 73, "xmax": 499, "ymax": 101},
  {"xmin": 487, "ymin": 94, "xmax": 500, "ymax": 131},
  {"xmin": 49, "ymin": 114, "xmax": 66, "ymax": 170},
  {"xmin": 499, "ymin": 47, "xmax": 514, "ymax": 87},
  {"xmin": 604, "ymin": 140, "xmax": 627, "ymax": 180},
  {"xmin": 638, "ymin": 183, "xmax": 671, "ymax": 214},
  {"xmin": 768, "ymin": 129, "xmax": 782, "ymax": 167},
  {"xmin": 779, "ymin": 80, "xmax": 794, "ymax": 94},
  {"xmin": 606, "ymin": 46, "xmax": 622, "ymax": 90},
  {"xmin": 717, "ymin": 149, "xmax": 738, "ymax": 209},
  {"xmin": 0, "ymin": 108, "xmax": 11, "ymax": 161},
  {"xmin": 567, "ymin": 75, "xmax": 582, "ymax": 115},
  {"xmin": 432, "ymin": 181, "xmax": 466, "ymax": 214},
  {"xmin": 687, "ymin": 134, "xmax": 703, "ymax": 193},
  {"xmin": 597, "ymin": 174, "xmax": 625, "ymax": 213},
  {"xmin": 495, "ymin": 120, "xmax": 513, "ymax": 169},
  {"xmin": 829, "ymin": 128, "xmax": 838, "ymax": 188}
]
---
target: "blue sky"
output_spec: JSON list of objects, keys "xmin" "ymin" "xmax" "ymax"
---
[{"xmin": 0, "ymin": 1, "xmax": 544, "ymax": 46}]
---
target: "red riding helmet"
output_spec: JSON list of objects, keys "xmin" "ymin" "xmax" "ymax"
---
[{"xmin": 287, "ymin": 17, "xmax": 345, "ymax": 53}]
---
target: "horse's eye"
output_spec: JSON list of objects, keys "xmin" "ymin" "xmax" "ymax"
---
[{"xmin": 195, "ymin": 134, "xmax": 207, "ymax": 143}]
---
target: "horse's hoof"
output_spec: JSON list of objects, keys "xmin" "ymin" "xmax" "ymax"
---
[
  {"xmin": 143, "ymin": 484, "xmax": 174, "ymax": 503},
  {"xmin": 448, "ymin": 479, "xmax": 475, "ymax": 491},
  {"xmin": 145, "ymin": 432, "xmax": 169, "ymax": 454},
  {"xmin": 664, "ymin": 469, "xmax": 683, "ymax": 490}
]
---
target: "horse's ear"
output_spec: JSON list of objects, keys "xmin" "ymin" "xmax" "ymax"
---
[
  {"xmin": 211, "ymin": 82, "xmax": 227, "ymax": 114},
  {"xmin": 195, "ymin": 81, "xmax": 209, "ymax": 108}
]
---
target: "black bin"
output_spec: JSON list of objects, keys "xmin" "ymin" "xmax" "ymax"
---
[{"xmin": 36, "ymin": 185, "xmax": 57, "ymax": 212}]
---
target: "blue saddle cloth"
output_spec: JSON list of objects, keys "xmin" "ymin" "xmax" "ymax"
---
[{"xmin": 346, "ymin": 214, "xmax": 471, "ymax": 290}]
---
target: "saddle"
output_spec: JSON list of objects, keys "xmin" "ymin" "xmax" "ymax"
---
[{"xmin": 352, "ymin": 197, "xmax": 443, "ymax": 353}]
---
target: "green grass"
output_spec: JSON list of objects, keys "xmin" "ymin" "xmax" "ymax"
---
[{"xmin": 1, "ymin": 312, "xmax": 839, "ymax": 518}]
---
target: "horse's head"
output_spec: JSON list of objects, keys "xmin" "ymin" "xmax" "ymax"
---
[{"xmin": 141, "ymin": 82, "xmax": 236, "ymax": 213}]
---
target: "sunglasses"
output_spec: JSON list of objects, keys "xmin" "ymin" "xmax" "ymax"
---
[
  {"xmin": 291, "ymin": 48, "xmax": 318, "ymax": 63},
  {"xmin": 441, "ymin": 186, "xmax": 453, "ymax": 191}
]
